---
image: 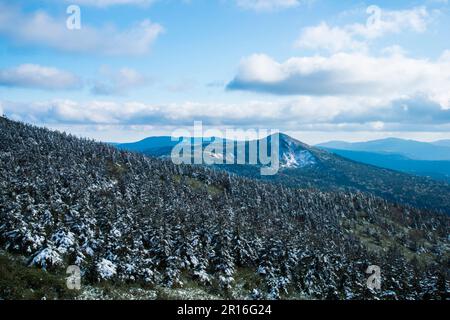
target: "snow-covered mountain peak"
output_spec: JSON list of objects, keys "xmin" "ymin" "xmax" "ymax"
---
[
  {"xmin": 274, "ymin": 133, "xmax": 317, "ymax": 169},
  {"xmin": 281, "ymin": 149, "xmax": 316, "ymax": 169}
]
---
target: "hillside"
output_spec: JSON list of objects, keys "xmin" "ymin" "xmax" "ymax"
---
[
  {"xmin": 319, "ymin": 148, "xmax": 450, "ymax": 183},
  {"xmin": 140, "ymin": 133, "xmax": 450, "ymax": 214},
  {"xmin": 317, "ymin": 138, "xmax": 450, "ymax": 161},
  {"xmin": 433, "ymin": 140, "xmax": 450, "ymax": 148},
  {"xmin": 0, "ymin": 117, "xmax": 448, "ymax": 300}
]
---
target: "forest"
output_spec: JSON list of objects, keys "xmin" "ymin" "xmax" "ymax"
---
[{"xmin": 0, "ymin": 117, "xmax": 448, "ymax": 300}]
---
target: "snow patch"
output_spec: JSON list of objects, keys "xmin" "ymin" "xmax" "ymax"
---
[
  {"xmin": 97, "ymin": 258, "xmax": 117, "ymax": 280},
  {"xmin": 281, "ymin": 150, "xmax": 316, "ymax": 168},
  {"xmin": 31, "ymin": 246, "xmax": 63, "ymax": 270}
]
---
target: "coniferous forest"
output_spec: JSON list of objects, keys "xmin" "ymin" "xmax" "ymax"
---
[{"xmin": 0, "ymin": 117, "xmax": 448, "ymax": 300}]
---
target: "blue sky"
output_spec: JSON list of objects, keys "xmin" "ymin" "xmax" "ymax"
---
[{"xmin": 0, "ymin": 0, "xmax": 450, "ymax": 143}]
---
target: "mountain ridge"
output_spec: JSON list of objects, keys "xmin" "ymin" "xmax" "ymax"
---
[
  {"xmin": 321, "ymin": 148, "xmax": 450, "ymax": 183},
  {"xmin": 317, "ymin": 138, "xmax": 450, "ymax": 161},
  {"xmin": 119, "ymin": 132, "xmax": 450, "ymax": 214}
]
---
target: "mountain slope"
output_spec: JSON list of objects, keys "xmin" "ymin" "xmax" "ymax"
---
[
  {"xmin": 0, "ymin": 117, "xmax": 449, "ymax": 300},
  {"xmin": 141, "ymin": 133, "xmax": 450, "ymax": 214},
  {"xmin": 116, "ymin": 136, "xmax": 178, "ymax": 152},
  {"xmin": 317, "ymin": 138, "xmax": 450, "ymax": 161},
  {"xmin": 433, "ymin": 140, "xmax": 450, "ymax": 148},
  {"xmin": 116, "ymin": 137, "xmax": 220, "ymax": 153},
  {"xmin": 319, "ymin": 148, "xmax": 450, "ymax": 182}
]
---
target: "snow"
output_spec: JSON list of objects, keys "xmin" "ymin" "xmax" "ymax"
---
[
  {"xmin": 281, "ymin": 150, "xmax": 316, "ymax": 168},
  {"xmin": 51, "ymin": 230, "xmax": 75, "ymax": 254},
  {"xmin": 31, "ymin": 246, "xmax": 63, "ymax": 270},
  {"xmin": 77, "ymin": 285, "xmax": 158, "ymax": 300},
  {"xmin": 193, "ymin": 269, "xmax": 211, "ymax": 284},
  {"xmin": 257, "ymin": 266, "xmax": 267, "ymax": 275},
  {"xmin": 1, "ymin": 117, "xmax": 448, "ymax": 300},
  {"xmin": 84, "ymin": 246, "xmax": 94, "ymax": 256},
  {"xmin": 96, "ymin": 259, "xmax": 117, "ymax": 280}
]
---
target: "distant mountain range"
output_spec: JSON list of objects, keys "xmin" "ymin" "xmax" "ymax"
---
[
  {"xmin": 116, "ymin": 134, "xmax": 450, "ymax": 214},
  {"xmin": 318, "ymin": 148, "xmax": 450, "ymax": 183},
  {"xmin": 317, "ymin": 138, "xmax": 450, "ymax": 161},
  {"xmin": 431, "ymin": 140, "xmax": 450, "ymax": 148},
  {"xmin": 317, "ymin": 138, "xmax": 450, "ymax": 182},
  {"xmin": 116, "ymin": 136, "xmax": 215, "ymax": 153}
]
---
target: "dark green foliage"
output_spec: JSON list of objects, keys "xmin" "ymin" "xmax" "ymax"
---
[
  {"xmin": 0, "ymin": 251, "xmax": 76, "ymax": 300},
  {"xmin": 0, "ymin": 117, "xmax": 448, "ymax": 300}
]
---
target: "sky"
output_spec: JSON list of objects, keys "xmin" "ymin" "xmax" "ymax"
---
[{"xmin": 0, "ymin": 0, "xmax": 450, "ymax": 144}]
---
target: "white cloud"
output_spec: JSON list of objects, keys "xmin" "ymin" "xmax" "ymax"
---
[
  {"xmin": 236, "ymin": 0, "xmax": 302, "ymax": 11},
  {"xmin": 355, "ymin": 6, "xmax": 430, "ymax": 38},
  {"xmin": 381, "ymin": 45, "xmax": 408, "ymax": 56},
  {"xmin": 91, "ymin": 67, "xmax": 150, "ymax": 95},
  {"xmin": 295, "ymin": 6, "xmax": 431, "ymax": 53},
  {"xmin": 233, "ymin": 54, "xmax": 285, "ymax": 83},
  {"xmin": 0, "ymin": 64, "xmax": 81, "ymax": 90},
  {"xmin": 440, "ymin": 50, "xmax": 450, "ymax": 62},
  {"xmin": 3, "ymin": 94, "xmax": 450, "ymax": 133},
  {"xmin": 227, "ymin": 52, "xmax": 450, "ymax": 109},
  {"xmin": 63, "ymin": 0, "xmax": 157, "ymax": 7},
  {"xmin": 0, "ymin": 3, "xmax": 164, "ymax": 55},
  {"xmin": 295, "ymin": 22, "xmax": 367, "ymax": 52}
]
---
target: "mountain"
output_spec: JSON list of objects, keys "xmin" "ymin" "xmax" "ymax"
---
[
  {"xmin": 432, "ymin": 140, "xmax": 450, "ymax": 148},
  {"xmin": 277, "ymin": 133, "xmax": 318, "ymax": 169},
  {"xmin": 139, "ymin": 133, "xmax": 450, "ymax": 214},
  {"xmin": 317, "ymin": 138, "xmax": 450, "ymax": 161},
  {"xmin": 320, "ymin": 148, "xmax": 450, "ymax": 183},
  {"xmin": 116, "ymin": 136, "xmax": 220, "ymax": 153},
  {"xmin": 1, "ymin": 117, "xmax": 449, "ymax": 300},
  {"xmin": 116, "ymin": 136, "xmax": 179, "ymax": 152}
]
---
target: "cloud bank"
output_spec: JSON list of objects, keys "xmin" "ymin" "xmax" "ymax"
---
[
  {"xmin": 62, "ymin": 0, "xmax": 157, "ymax": 7},
  {"xmin": 3, "ymin": 94, "xmax": 450, "ymax": 133},
  {"xmin": 91, "ymin": 67, "xmax": 150, "ymax": 95},
  {"xmin": 236, "ymin": 0, "xmax": 303, "ymax": 11},
  {"xmin": 0, "ymin": 64, "xmax": 81, "ymax": 90},
  {"xmin": 295, "ymin": 6, "xmax": 430, "ymax": 53},
  {"xmin": 0, "ymin": 3, "xmax": 164, "ymax": 55},
  {"xmin": 227, "ymin": 52, "xmax": 450, "ymax": 109}
]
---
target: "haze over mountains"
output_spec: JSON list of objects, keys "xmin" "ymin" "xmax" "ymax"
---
[
  {"xmin": 432, "ymin": 140, "xmax": 450, "ymax": 148},
  {"xmin": 317, "ymin": 138, "xmax": 450, "ymax": 182},
  {"xmin": 317, "ymin": 138, "xmax": 450, "ymax": 161}
]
